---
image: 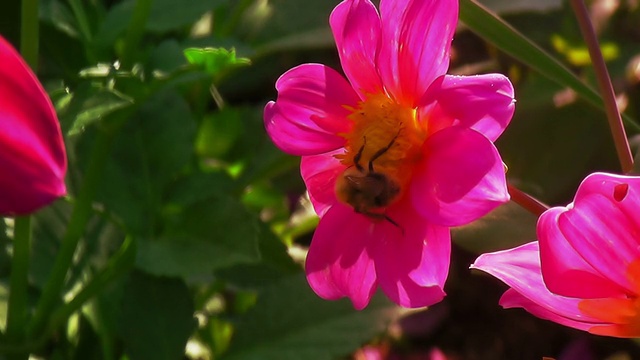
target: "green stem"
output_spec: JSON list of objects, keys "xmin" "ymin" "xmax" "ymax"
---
[
  {"xmin": 48, "ymin": 236, "xmax": 135, "ymax": 328},
  {"xmin": 20, "ymin": 0, "xmax": 39, "ymax": 68},
  {"xmin": 27, "ymin": 129, "xmax": 113, "ymax": 338},
  {"xmin": 507, "ymin": 183, "xmax": 550, "ymax": 217},
  {"xmin": 4, "ymin": 1, "xmax": 41, "ymax": 357},
  {"xmin": 5, "ymin": 216, "xmax": 32, "ymax": 360},
  {"xmin": 120, "ymin": 0, "xmax": 153, "ymax": 68},
  {"xmin": 569, "ymin": 0, "xmax": 634, "ymax": 173},
  {"xmin": 0, "ymin": 235, "xmax": 134, "ymax": 355}
]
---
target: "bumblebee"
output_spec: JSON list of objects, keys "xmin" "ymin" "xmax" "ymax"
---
[{"xmin": 335, "ymin": 132, "xmax": 402, "ymax": 229}]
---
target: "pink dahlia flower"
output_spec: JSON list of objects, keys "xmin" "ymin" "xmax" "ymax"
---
[
  {"xmin": 0, "ymin": 36, "xmax": 67, "ymax": 215},
  {"xmin": 265, "ymin": 0, "xmax": 515, "ymax": 309},
  {"xmin": 472, "ymin": 173, "xmax": 640, "ymax": 337}
]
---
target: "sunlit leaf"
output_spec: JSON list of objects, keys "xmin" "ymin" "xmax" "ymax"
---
[
  {"xmin": 184, "ymin": 47, "xmax": 251, "ymax": 78},
  {"xmin": 79, "ymin": 90, "xmax": 196, "ymax": 235},
  {"xmin": 57, "ymin": 83, "xmax": 134, "ymax": 136}
]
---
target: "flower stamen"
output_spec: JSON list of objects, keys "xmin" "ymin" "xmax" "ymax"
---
[{"xmin": 334, "ymin": 94, "xmax": 425, "ymax": 222}]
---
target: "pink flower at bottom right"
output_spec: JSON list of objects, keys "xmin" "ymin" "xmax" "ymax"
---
[{"xmin": 472, "ymin": 172, "xmax": 640, "ymax": 338}]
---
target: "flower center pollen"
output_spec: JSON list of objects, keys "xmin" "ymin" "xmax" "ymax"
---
[{"xmin": 334, "ymin": 93, "xmax": 426, "ymax": 220}]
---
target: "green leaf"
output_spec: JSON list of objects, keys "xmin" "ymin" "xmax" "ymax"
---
[
  {"xmin": 119, "ymin": 271, "xmax": 197, "ymax": 360},
  {"xmin": 459, "ymin": 0, "xmax": 640, "ymax": 131},
  {"xmin": 215, "ymin": 221, "xmax": 300, "ymax": 288},
  {"xmin": 221, "ymin": 273, "xmax": 403, "ymax": 360},
  {"xmin": 57, "ymin": 83, "xmax": 134, "ymax": 136},
  {"xmin": 136, "ymin": 195, "xmax": 261, "ymax": 278},
  {"xmin": 84, "ymin": 90, "xmax": 196, "ymax": 235},
  {"xmin": 184, "ymin": 47, "xmax": 251, "ymax": 78}
]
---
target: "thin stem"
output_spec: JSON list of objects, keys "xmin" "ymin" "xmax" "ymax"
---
[
  {"xmin": 569, "ymin": 0, "xmax": 634, "ymax": 173},
  {"xmin": 5, "ymin": 216, "xmax": 32, "ymax": 360},
  {"xmin": 20, "ymin": 0, "xmax": 39, "ymax": 68},
  {"xmin": 507, "ymin": 183, "xmax": 550, "ymax": 217},
  {"xmin": 120, "ymin": 0, "xmax": 153, "ymax": 68},
  {"xmin": 27, "ymin": 129, "xmax": 113, "ymax": 338},
  {"xmin": 5, "ymin": 1, "xmax": 41, "ymax": 356},
  {"xmin": 48, "ymin": 236, "xmax": 135, "ymax": 328},
  {"xmin": 0, "ymin": 234, "xmax": 134, "ymax": 356}
]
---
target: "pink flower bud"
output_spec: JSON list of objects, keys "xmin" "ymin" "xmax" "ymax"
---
[{"xmin": 0, "ymin": 36, "xmax": 67, "ymax": 215}]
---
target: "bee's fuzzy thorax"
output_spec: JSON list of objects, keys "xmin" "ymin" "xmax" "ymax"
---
[{"xmin": 336, "ymin": 93, "xmax": 425, "ymax": 195}]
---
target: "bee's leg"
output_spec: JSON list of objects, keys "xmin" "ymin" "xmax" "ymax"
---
[
  {"xmin": 384, "ymin": 215, "xmax": 405, "ymax": 235},
  {"xmin": 355, "ymin": 208, "xmax": 405, "ymax": 235},
  {"xmin": 368, "ymin": 129, "xmax": 401, "ymax": 173},
  {"xmin": 353, "ymin": 136, "xmax": 366, "ymax": 172}
]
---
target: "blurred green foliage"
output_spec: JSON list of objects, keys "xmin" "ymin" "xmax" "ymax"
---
[{"xmin": 2, "ymin": 0, "xmax": 640, "ymax": 359}]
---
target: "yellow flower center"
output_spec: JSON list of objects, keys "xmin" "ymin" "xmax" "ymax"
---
[{"xmin": 334, "ymin": 93, "xmax": 426, "ymax": 221}]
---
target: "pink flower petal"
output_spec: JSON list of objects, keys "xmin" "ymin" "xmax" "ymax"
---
[
  {"xmin": 556, "ymin": 177, "xmax": 640, "ymax": 295},
  {"xmin": 371, "ymin": 196, "xmax": 450, "ymax": 308},
  {"xmin": 538, "ymin": 207, "xmax": 627, "ymax": 298},
  {"xmin": 472, "ymin": 242, "xmax": 603, "ymax": 324},
  {"xmin": 264, "ymin": 64, "xmax": 359, "ymax": 155},
  {"xmin": 420, "ymin": 74, "xmax": 515, "ymax": 141},
  {"xmin": 305, "ymin": 203, "xmax": 378, "ymax": 310},
  {"xmin": 330, "ymin": 0, "xmax": 383, "ymax": 98},
  {"xmin": 499, "ymin": 289, "xmax": 595, "ymax": 332},
  {"xmin": 300, "ymin": 149, "xmax": 346, "ymax": 217},
  {"xmin": 0, "ymin": 36, "xmax": 67, "ymax": 215},
  {"xmin": 411, "ymin": 126, "xmax": 508, "ymax": 227},
  {"xmin": 378, "ymin": 0, "xmax": 458, "ymax": 106}
]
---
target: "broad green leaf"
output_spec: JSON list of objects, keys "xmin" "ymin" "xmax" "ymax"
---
[
  {"xmin": 184, "ymin": 48, "xmax": 251, "ymax": 78},
  {"xmin": 215, "ymin": 221, "xmax": 300, "ymax": 288},
  {"xmin": 459, "ymin": 0, "xmax": 640, "ymax": 131},
  {"xmin": 84, "ymin": 90, "xmax": 196, "ymax": 235},
  {"xmin": 119, "ymin": 271, "xmax": 197, "ymax": 360},
  {"xmin": 57, "ymin": 83, "xmax": 134, "ymax": 136},
  {"xmin": 136, "ymin": 196, "xmax": 261, "ymax": 278},
  {"xmin": 164, "ymin": 170, "xmax": 236, "ymax": 208},
  {"xmin": 221, "ymin": 273, "xmax": 403, "ymax": 360}
]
